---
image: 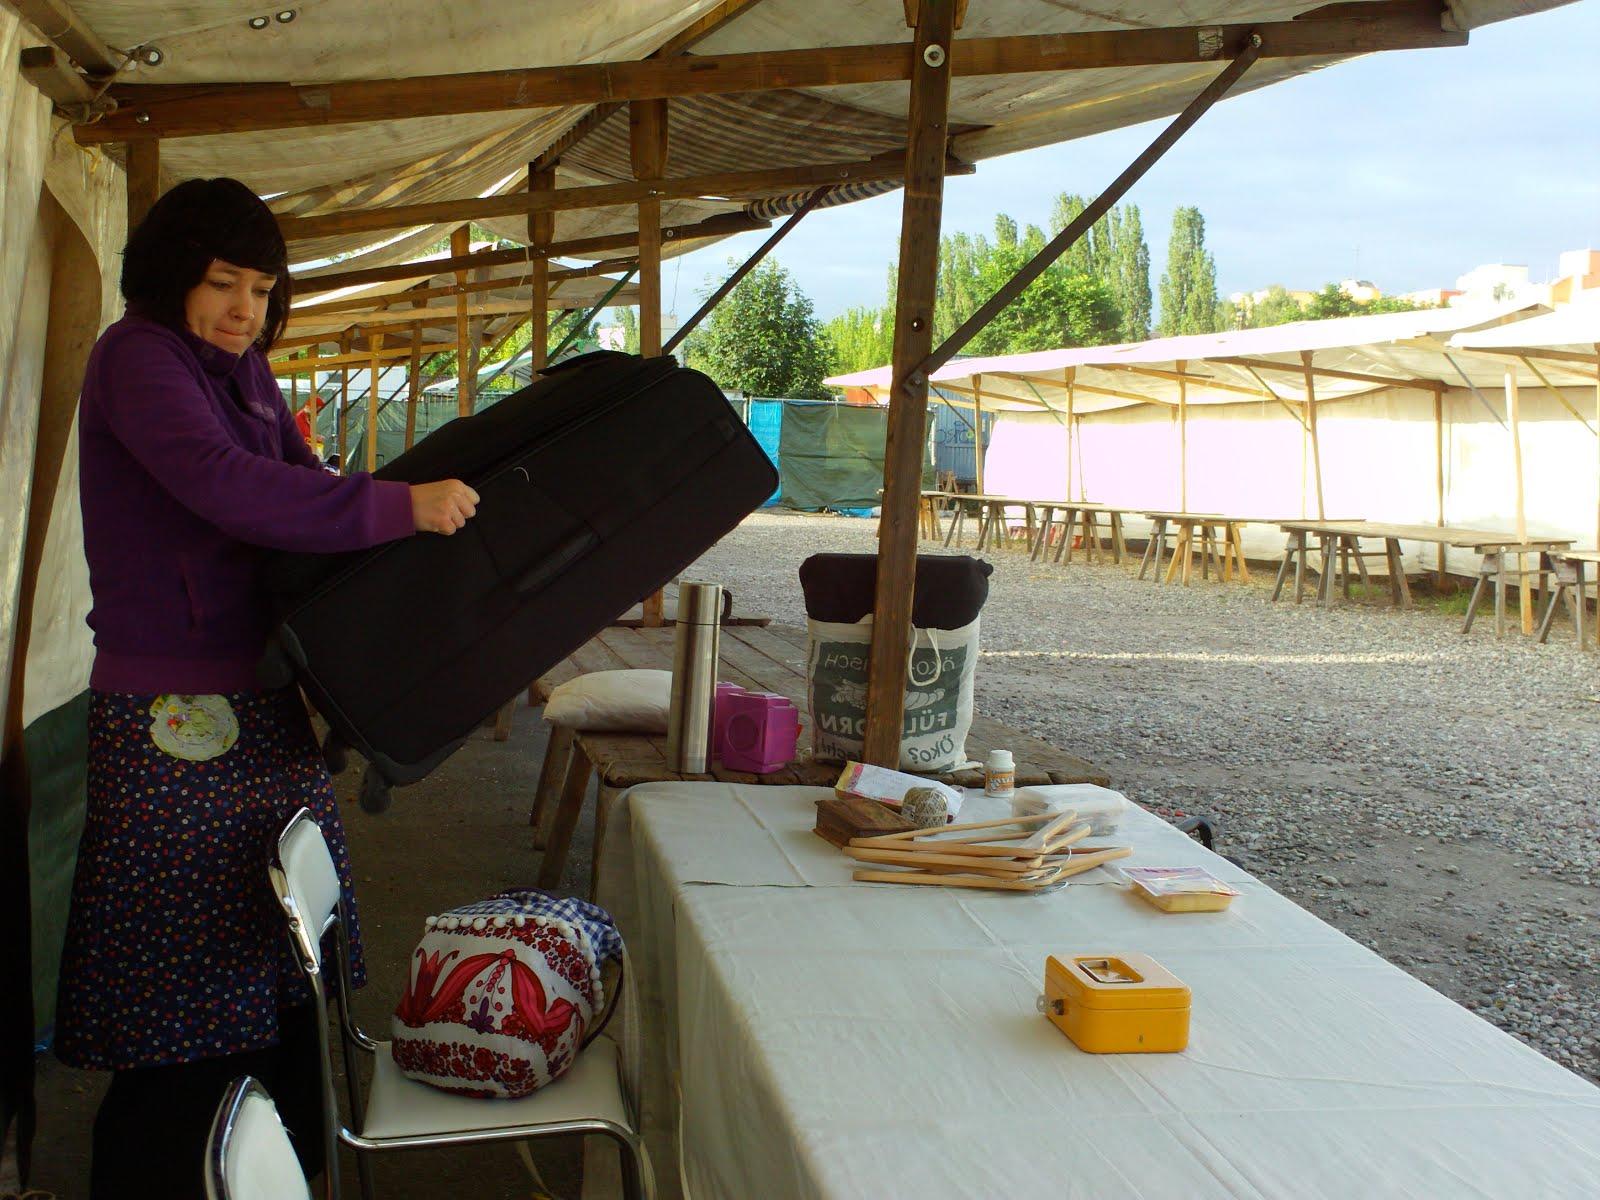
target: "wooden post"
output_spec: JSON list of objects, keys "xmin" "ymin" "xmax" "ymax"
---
[
  {"xmin": 528, "ymin": 165, "xmax": 554, "ymax": 372},
  {"xmin": 404, "ymin": 324, "xmax": 422, "ymax": 450},
  {"xmin": 863, "ymin": 0, "xmax": 956, "ymax": 768},
  {"xmin": 337, "ymin": 331, "xmax": 350, "ymax": 472},
  {"xmin": 971, "ymin": 374, "xmax": 986, "ymax": 494},
  {"xmin": 632, "ymin": 97, "xmax": 669, "ymax": 627},
  {"xmin": 1507, "ymin": 368, "xmax": 1532, "ymax": 634},
  {"xmin": 1064, "ymin": 368, "xmax": 1075, "ymax": 501},
  {"xmin": 126, "ymin": 140, "xmax": 161, "ymax": 230},
  {"xmin": 1435, "ymin": 387, "xmax": 1447, "ymax": 585},
  {"xmin": 451, "ymin": 225, "xmax": 472, "ymax": 417},
  {"xmin": 1301, "ymin": 350, "xmax": 1326, "ymax": 519},
  {"xmin": 305, "ymin": 347, "xmax": 319, "ymax": 454},
  {"xmin": 1177, "ymin": 359, "xmax": 1188, "ymax": 512},
  {"xmin": 366, "ymin": 332, "xmax": 381, "ymax": 472}
]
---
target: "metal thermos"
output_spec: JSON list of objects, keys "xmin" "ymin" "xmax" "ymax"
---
[{"xmin": 666, "ymin": 581, "xmax": 723, "ymax": 773}]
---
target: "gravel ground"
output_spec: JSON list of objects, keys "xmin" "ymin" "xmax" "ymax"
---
[{"xmin": 690, "ymin": 510, "xmax": 1600, "ymax": 1083}]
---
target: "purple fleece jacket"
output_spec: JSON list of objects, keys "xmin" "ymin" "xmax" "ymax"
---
[{"xmin": 79, "ymin": 314, "xmax": 416, "ymax": 694}]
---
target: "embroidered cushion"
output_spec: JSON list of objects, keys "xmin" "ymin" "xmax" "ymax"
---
[{"xmin": 390, "ymin": 890, "xmax": 621, "ymax": 1098}]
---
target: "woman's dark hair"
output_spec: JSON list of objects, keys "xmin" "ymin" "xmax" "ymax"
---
[{"xmin": 121, "ymin": 177, "xmax": 292, "ymax": 351}]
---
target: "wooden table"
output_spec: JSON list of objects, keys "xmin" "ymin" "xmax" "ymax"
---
[
  {"xmin": 1029, "ymin": 501, "xmax": 1128, "ymax": 565},
  {"xmin": 526, "ymin": 622, "xmax": 1110, "ymax": 890},
  {"xmin": 1136, "ymin": 511, "xmax": 1236, "ymax": 586},
  {"xmin": 1274, "ymin": 520, "xmax": 1575, "ymax": 635},
  {"xmin": 1538, "ymin": 549, "xmax": 1599, "ymax": 649}
]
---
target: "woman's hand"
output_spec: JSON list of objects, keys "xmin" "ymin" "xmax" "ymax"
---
[{"xmin": 410, "ymin": 479, "xmax": 479, "ymax": 534}]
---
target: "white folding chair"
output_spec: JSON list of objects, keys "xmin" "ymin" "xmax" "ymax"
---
[
  {"xmin": 270, "ymin": 807, "xmax": 650, "ymax": 1200},
  {"xmin": 204, "ymin": 1076, "xmax": 314, "ymax": 1200}
]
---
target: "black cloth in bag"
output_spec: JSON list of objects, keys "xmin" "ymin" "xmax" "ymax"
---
[
  {"xmin": 798, "ymin": 553, "xmax": 992, "ymax": 628},
  {"xmin": 261, "ymin": 351, "xmax": 777, "ymax": 794}
]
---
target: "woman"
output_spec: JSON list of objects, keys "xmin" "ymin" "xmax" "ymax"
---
[{"xmin": 54, "ymin": 177, "xmax": 478, "ymax": 1196}]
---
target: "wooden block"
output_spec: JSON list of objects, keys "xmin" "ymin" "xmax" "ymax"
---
[{"xmin": 814, "ymin": 798, "xmax": 916, "ymax": 848}]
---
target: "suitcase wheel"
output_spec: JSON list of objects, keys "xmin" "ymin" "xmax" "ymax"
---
[
  {"xmin": 321, "ymin": 730, "xmax": 350, "ymax": 775},
  {"xmin": 358, "ymin": 764, "xmax": 393, "ymax": 814},
  {"xmin": 256, "ymin": 640, "xmax": 296, "ymax": 689}
]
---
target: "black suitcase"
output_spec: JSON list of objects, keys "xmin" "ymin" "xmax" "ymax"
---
[{"xmin": 262, "ymin": 351, "xmax": 777, "ymax": 803}]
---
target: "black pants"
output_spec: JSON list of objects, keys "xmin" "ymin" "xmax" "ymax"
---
[{"xmin": 89, "ymin": 1004, "xmax": 326, "ymax": 1199}]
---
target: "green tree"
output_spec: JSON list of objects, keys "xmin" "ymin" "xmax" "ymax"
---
[
  {"xmin": 682, "ymin": 259, "xmax": 832, "ymax": 398},
  {"xmin": 1158, "ymin": 206, "xmax": 1221, "ymax": 336},
  {"xmin": 824, "ymin": 305, "xmax": 893, "ymax": 375},
  {"xmin": 612, "ymin": 305, "xmax": 641, "ymax": 354},
  {"xmin": 1303, "ymin": 283, "xmax": 1428, "ymax": 320},
  {"xmin": 962, "ymin": 221, "xmax": 1119, "ymax": 354},
  {"xmin": 1241, "ymin": 285, "xmax": 1306, "ymax": 328},
  {"xmin": 1106, "ymin": 205, "xmax": 1152, "ymax": 341}
]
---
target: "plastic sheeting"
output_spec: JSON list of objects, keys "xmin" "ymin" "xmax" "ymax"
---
[{"xmin": 775, "ymin": 400, "xmax": 894, "ymax": 512}]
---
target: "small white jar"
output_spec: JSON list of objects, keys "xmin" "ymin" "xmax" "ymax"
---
[{"xmin": 984, "ymin": 749, "xmax": 1015, "ymax": 798}]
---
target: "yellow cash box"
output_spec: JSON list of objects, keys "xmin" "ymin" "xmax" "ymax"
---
[{"xmin": 1043, "ymin": 953, "xmax": 1190, "ymax": 1054}]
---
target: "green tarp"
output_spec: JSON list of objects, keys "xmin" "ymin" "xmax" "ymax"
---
[{"xmin": 775, "ymin": 402, "xmax": 932, "ymax": 512}]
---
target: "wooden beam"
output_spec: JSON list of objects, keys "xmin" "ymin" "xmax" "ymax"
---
[
  {"xmin": 972, "ymin": 374, "xmax": 986, "ymax": 495},
  {"xmin": 84, "ymin": 3, "xmax": 1466, "ymax": 142},
  {"xmin": 451, "ymin": 227, "xmax": 471, "ymax": 418},
  {"xmin": 1506, "ymin": 367, "xmax": 1533, "ymax": 633},
  {"xmin": 923, "ymin": 33, "xmax": 1262, "ymax": 374},
  {"xmin": 1096, "ymin": 361, "xmax": 1278, "ymax": 399},
  {"xmin": 634, "ymin": 97, "xmax": 668, "ymax": 628},
  {"xmin": 990, "ymin": 370, "xmax": 1175, "ymax": 408},
  {"xmin": 292, "ymin": 214, "xmax": 765, "ymax": 295},
  {"xmin": 1301, "ymin": 350, "xmax": 1326, "ymax": 519},
  {"xmin": 290, "ymin": 261, "xmax": 628, "ymax": 316},
  {"xmin": 337, "ymin": 331, "xmax": 350, "ymax": 470},
  {"xmin": 1214, "ymin": 354, "xmax": 1438, "ymax": 391},
  {"xmin": 289, "ymin": 300, "xmax": 537, "ymax": 329},
  {"xmin": 864, "ymin": 0, "xmax": 956, "ymax": 768},
  {"xmin": 270, "ymin": 346, "xmax": 417, "ymax": 374},
  {"xmin": 125, "ymin": 139, "xmax": 160, "ymax": 230},
  {"xmin": 8, "ymin": 0, "xmax": 120, "ymax": 75},
  {"xmin": 663, "ymin": 186, "xmax": 828, "ymax": 356},
  {"xmin": 1439, "ymin": 344, "xmax": 1600, "ymax": 370},
  {"xmin": 1177, "ymin": 360, "xmax": 1188, "ymax": 512},
  {"xmin": 404, "ymin": 322, "xmax": 423, "ymax": 450},
  {"xmin": 529, "ymin": 165, "xmax": 554, "ymax": 372},
  {"xmin": 632, "ymin": 98, "xmax": 668, "ymax": 358},
  {"xmin": 19, "ymin": 45, "xmax": 94, "ymax": 104},
  {"xmin": 1519, "ymin": 355, "xmax": 1600, "ymax": 433},
  {"xmin": 366, "ymin": 333, "xmax": 381, "ymax": 472},
  {"xmin": 1435, "ymin": 389, "xmax": 1447, "ymax": 583},
  {"xmin": 275, "ymin": 155, "xmax": 968, "ymax": 243}
]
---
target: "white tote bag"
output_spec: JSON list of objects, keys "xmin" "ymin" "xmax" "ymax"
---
[{"xmin": 805, "ymin": 614, "xmax": 979, "ymax": 772}]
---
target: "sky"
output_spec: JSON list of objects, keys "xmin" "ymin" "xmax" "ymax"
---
[{"xmin": 649, "ymin": 2, "xmax": 1600, "ymax": 326}]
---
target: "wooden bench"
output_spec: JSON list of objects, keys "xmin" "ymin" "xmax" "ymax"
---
[{"xmin": 525, "ymin": 621, "xmax": 1110, "ymax": 892}]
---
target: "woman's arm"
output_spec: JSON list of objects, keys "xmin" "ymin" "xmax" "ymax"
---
[{"xmin": 92, "ymin": 326, "xmax": 416, "ymax": 553}]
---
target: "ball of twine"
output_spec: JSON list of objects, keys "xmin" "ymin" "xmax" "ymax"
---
[{"xmin": 900, "ymin": 787, "xmax": 949, "ymax": 829}]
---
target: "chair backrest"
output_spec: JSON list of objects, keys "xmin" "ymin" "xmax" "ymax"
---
[
  {"xmin": 274, "ymin": 807, "xmax": 342, "ymax": 970},
  {"xmin": 204, "ymin": 1077, "xmax": 314, "ymax": 1200}
]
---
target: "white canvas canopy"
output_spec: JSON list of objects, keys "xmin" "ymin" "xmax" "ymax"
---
[{"xmin": 830, "ymin": 300, "xmax": 1600, "ymax": 565}]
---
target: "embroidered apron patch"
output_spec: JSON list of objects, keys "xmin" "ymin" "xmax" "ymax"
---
[{"xmin": 149, "ymin": 694, "xmax": 240, "ymax": 761}]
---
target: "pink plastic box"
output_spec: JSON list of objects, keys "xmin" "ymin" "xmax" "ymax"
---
[{"xmin": 713, "ymin": 685, "xmax": 800, "ymax": 773}]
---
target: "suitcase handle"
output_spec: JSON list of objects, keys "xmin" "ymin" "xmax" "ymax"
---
[{"xmin": 511, "ymin": 527, "xmax": 599, "ymax": 596}]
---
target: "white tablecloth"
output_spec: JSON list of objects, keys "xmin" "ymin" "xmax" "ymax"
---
[{"xmin": 591, "ymin": 784, "xmax": 1600, "ymax": 1199}]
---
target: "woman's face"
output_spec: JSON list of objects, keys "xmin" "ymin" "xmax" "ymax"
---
[{"xmin": 184, "ymin": 258, "xmax": 275, "ymax": 353}]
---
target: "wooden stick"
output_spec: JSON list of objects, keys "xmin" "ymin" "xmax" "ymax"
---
[
  {"xmin": 850, "ymin": 811, "xmax": 1055, "ymax": 845},
  {"xmin": 846, "ymin": 847, "xmax": 1045, "ymax": 875},
  {"xmin": 852, "ymin": 868, "xmax": 1066, "ymax": 892}
]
